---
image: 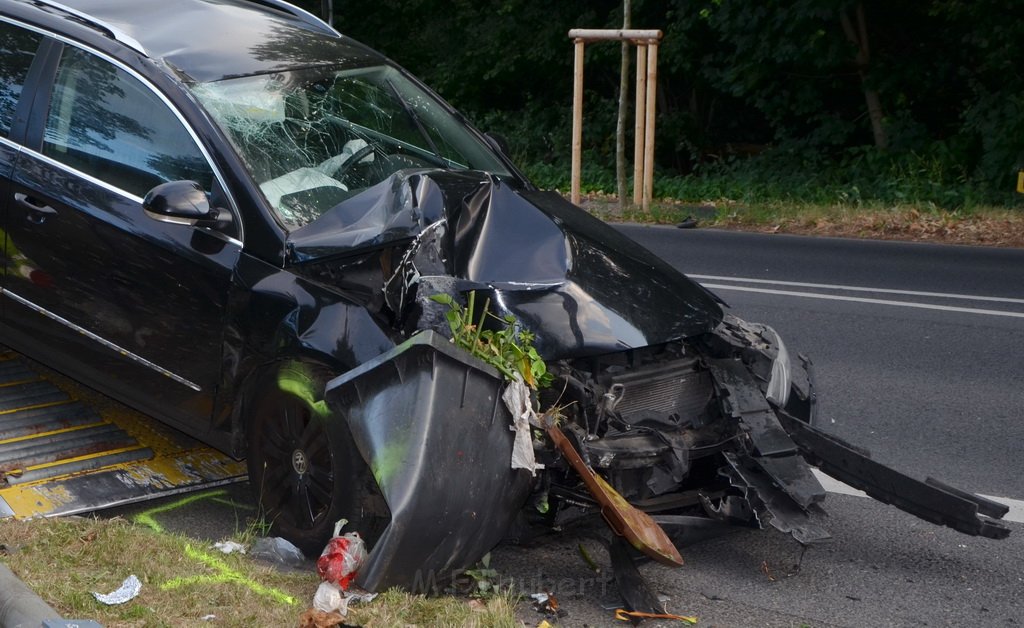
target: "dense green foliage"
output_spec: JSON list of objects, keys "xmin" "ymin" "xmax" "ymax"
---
[{"xmin": 295, "ymin": 1, "xmax": 1024, "ymax": 207}]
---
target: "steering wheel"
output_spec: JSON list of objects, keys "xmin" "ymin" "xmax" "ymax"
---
[{"xmin": 333, "ymin": 144, "xmax": 377, "ymax": 179}]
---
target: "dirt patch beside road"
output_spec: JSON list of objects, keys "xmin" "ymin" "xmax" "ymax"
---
[{"xmin": 577, "ymin": 192, "xmax": 1024, "ymax": 248}]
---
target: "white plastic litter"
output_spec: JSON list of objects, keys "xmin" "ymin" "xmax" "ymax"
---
[
  {"xmin": 502, "ymin": 375, "xmax": 544, "ymax": 476},
  {"xmin": 213, "ymin": 540, "xmax": 247, "ymax": 555},
  {"xmin": 92, "ymin": 574, "xmax": 142, "ymax": 605},
  {"xmin": 312, "ymin": 581, "xmax": 377, "ymax": 616},
  {"xmin": 312, "ymin": 581, "xmax": 344, "ymax": 613}
]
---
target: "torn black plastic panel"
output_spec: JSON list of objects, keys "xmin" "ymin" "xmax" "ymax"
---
[
  {"xmin": 721, "ymin": 451, "xmax": 831, "ymax": 545},
  {"xmin": 776, "ymin": 410, "xmax": 1011, "ymax": 540}
]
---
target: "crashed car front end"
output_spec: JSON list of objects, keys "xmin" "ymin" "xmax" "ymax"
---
[
  {"xmin": 304, "ymin": 172, "xmax": 1010, "ymax": 592},
  {"xmin": 192, "ymin": 55, "xmax": 1008, "ymax": 593},
  {"xmin": 531, "ymin": 313, "xmax": 828, "ymax": 544}
]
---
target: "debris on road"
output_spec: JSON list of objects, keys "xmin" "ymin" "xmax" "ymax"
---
[
  {"xmin": 529, "ymin": 591, "xmax": 567, "ymax": 619},
  {"xmin": 91, "ymin": 574, "xmax": 141, "ymax": 605},
  {"xmin": 543, "ymin": 410, "xmax": 683, "ymax": 567},
  {"xmin": 614, "ymin": 608, "xmax": 698, "ymax": 624},
  {"xmin": 608, "ymin": 537, "xmax": 667, "ymax": 618}
]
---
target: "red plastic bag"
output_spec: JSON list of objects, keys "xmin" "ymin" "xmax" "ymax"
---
[{"xmin": 316, "ymin": 520, "xmax": 367, "ymax": 590}]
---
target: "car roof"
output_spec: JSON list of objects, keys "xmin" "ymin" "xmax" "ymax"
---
[{"xmin": 9, "ymin": 0, "xmax": 382, "ymax": 83}]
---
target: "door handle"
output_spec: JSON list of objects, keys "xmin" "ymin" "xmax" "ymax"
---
[{"xmin": 14, "ymin": 193, "xmax": 57, "ymax": 223}]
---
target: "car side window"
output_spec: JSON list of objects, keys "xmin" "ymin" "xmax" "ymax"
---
[
  {"xmin": 42, "ymin": 45, "xmax": 213, "ymax": 198},
  {"xmin": 0, "ymin": 21, "xmax": 43, "ymax": 137}
]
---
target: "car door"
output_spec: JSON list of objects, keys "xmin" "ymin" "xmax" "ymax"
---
[
  {"xmin": 3, "ymin": 39, "xmax": 241, "ymax": 438},
  {"xmin": 0, "ymin": 21, "xmax": 46, "ymax": 310}
]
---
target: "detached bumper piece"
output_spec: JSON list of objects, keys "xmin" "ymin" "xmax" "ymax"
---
[
  {"xmin": 707, "ymin": 357, "xmax": 1008, "ymax": 541},
  {"xmin": 0, "ymin": 353, "xmax": 246, "ymax": 519},
  {"xmin": 706, "ymin": 358, "xmax": 830, "ymax": 544},
  {"xmin": 776, "ymin": 410, "xmax": 1010, "ymax": 539},
  {"xmin": 325, "ymin": 331, "xmax": 531, "ymax": 592}
]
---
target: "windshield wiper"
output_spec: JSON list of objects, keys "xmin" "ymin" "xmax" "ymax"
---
[
  {"xmin": 384, "ymin": 79, "xmax": 445, "ymax": 165},
  {"xmin": 326, "ymin": 115, "xmax": 458, "ymax": 169}
]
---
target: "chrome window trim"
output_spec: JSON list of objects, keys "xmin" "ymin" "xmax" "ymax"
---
[
  {"xmin": 2, "ymin": 289, "xmax": 202, "ymax": 392},
  {"xmin": 0, "ymin": 135, "xmax": 21, "ymax": 152},
  {"xmin": 28, "ymin": 0, "xmax": 148, "ymax": 56},
  {"xmin": 0, "ymin": 14, "xmax": 244, "ymax": 245}
]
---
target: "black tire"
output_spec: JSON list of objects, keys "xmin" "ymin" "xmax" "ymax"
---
[{"xmin": 245, "ymin": 363, "xmax": 383, "ymax": 556}]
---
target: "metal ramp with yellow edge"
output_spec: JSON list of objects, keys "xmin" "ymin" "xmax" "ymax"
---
[{"xmin": 0, "ymin": 351, "xmax": 247, "ymax": 519}]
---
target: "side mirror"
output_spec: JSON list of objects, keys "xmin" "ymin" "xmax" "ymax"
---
[{"xmin": 143, "ymin": 180, "xmax": 232, "ymax": 230}]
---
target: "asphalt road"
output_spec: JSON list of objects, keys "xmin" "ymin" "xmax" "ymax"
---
[
  {"xmin": 106, "ymin": 228, "xmax": 1024, "ymax": 627},
  {"xmin": 619, "ymin": 226, "xmax": 1024, "ymax": 502}
]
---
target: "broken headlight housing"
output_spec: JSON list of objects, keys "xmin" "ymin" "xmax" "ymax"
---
[{"xmin": 763, "ymin": 325, "xmax": 791, "ymax": 407}]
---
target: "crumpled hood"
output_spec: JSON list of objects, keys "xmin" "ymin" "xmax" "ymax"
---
[{"xmin": 288, "ymin": 170, "xmax": 723, "ymax": 357}]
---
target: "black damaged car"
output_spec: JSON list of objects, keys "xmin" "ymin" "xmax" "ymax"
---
[{"xmin": 0, "ymin": 0, "xmax": 1008, "ymax": 592}]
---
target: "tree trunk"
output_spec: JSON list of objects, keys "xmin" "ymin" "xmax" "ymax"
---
[
  {"xmin": 841, "ymin": 2, "xmax": 887, "ymax": 149},
  {"xmin": 616, "ymin": 0, "xmax": 632, "ymax": 210}
]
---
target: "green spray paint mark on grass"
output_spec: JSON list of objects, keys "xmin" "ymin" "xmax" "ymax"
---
[
  {"xmin": 133, "ymin": 489, "xmax": 295, "ymax": 606},
  {"xmin": 161, "ymin": 544, "xmax": 297, "ymax": 606},
  {"xmin": 132, "ymin": 489, "xmax": 229, "ymax": 533}
]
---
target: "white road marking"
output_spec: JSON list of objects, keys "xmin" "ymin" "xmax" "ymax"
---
[
  {"xmin": 692, "ymin": 277, "xmax": 1024, "ymax": 523},
  {"xmin": 978, "ymin": 494, "xmax": 1024, "ymax": 524},
  {"xmin": 812, "ymin": 470, "xmax": 1024, "ymax": 524},
  {"xmin": 701, "ymin": 283, "xmax": 1024, "ymax": 319},
  {"xmin": 690, "ymin": 274, "xmax": 1024, "ymax": 305}
]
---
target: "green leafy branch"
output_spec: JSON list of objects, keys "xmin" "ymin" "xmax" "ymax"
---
[{"xmin": 430, "ymin": 291, "xmax": 552, "ymax": 389}]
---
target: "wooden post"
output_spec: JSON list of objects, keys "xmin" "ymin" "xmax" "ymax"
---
[
  {"xmin": 567, "ymin": 29, "xmax": 662, "ymax": 210},
  {"xmin": 632, "ymin": 44, "xmax": 647, "ymax": 206},
  {"xmin": 641, "ymin": 40, "xmax": 658, "ymax": 212},
  {"xmin": 570, "ymin": 39, "xmax": 585, "ymax": 206}
]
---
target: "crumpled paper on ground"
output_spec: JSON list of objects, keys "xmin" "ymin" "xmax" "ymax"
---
[
  {"xmin": 92, "ymin": 574, "xmax": 142, "ymax": 605},
  {"xmin": 502, "ymin": 374, "xmax": 544, "ymax": 476}
]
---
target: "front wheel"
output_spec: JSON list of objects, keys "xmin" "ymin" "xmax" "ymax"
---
[{"xmin": 245, "ymin": 362, "xmax": 382, "ymax": 556}]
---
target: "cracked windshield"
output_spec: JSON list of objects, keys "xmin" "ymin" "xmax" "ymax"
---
[{"xmin": 192, "ymin": 65, "xmax": 508, "ymax": 228}]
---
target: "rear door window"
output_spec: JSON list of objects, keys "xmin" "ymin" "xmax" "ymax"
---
[{"xmin": 0, "ymin": 21, "xmax": 43, "ymax": 136}]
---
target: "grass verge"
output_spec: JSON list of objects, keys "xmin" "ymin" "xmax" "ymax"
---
[
  {"xmin": 0, "ymin": 516, "xmax": 518, "ymax": 627},
  {"xmin": 577, "ymin": 192, "xmax": 1024, "ymax": 248}
]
